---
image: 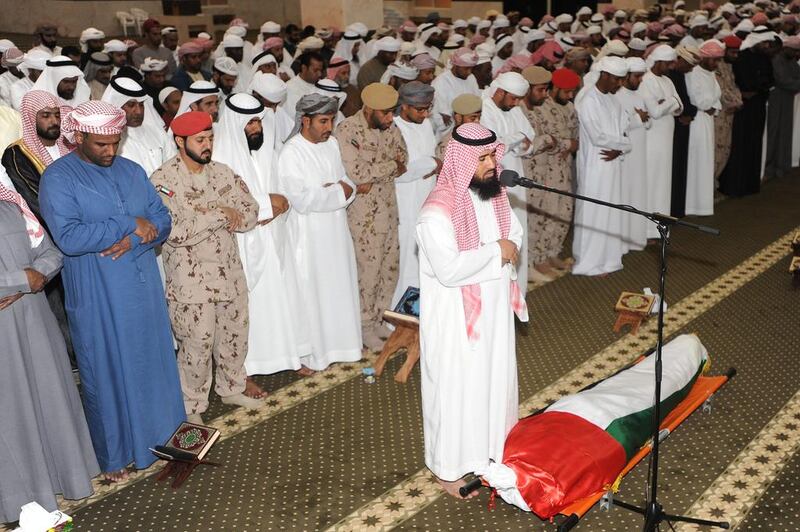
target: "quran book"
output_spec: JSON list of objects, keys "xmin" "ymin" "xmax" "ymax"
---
[
  {"xmin": 151, "ymin": 422, "xmax": 220, "ymax": 462},
  {"xmin": 383, "ymin": 286, "xmax": 420, "ymax": 326},
  {"xmin": 614, "ymin": 291, "xmax": 656, "ymax": 316}
]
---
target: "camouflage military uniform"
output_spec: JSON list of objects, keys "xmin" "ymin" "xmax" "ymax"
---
[
  {"xmin": 336, "ymin": 110, "xmax": 408, "ymax": 346},
  {"xmin": 524, "ymin": 97, "xmax": 578, "ymax": 269},
  {"xmin": 714, "ymin": 61, "xmax": 742, "ymax": 179},
  {"xmin": 435, "ymin": 130, "xmax": 453, "ymax": 161},
  {"xmin": 151, "ymin": 156, "xmax": 258, "ymax": 415}
]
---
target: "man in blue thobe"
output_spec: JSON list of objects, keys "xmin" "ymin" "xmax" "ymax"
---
[{"xmin": 39, "ymin": 101, "xmax": 186, "ymax": 481}]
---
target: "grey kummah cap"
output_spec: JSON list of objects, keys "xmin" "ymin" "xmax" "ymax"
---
[{"xmin": 397, "ymin": 80, "xmax": 434, "ymax": 106}]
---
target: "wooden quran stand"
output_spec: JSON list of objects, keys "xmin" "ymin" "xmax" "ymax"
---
[
  {"xmin": 613, "ymin": 291, "xmax": 656, "ymax": 335},
  {"xmin": 156, "ymin": 457, "xmax": 220, "ymax": 489},
  {"xmin": 373, "ymin": 313, "xmax": 420, "ymax": 383}
]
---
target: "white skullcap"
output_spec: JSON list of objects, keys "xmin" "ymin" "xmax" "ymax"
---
[
  {"xmin": 626, "ymin": 57, "xmax": 648, "ymax": 73},
  {"xmin": 591, "ymin": 13, "xmax": 604, "ymax": 23},
  {"xmin": 674, "ymin": 0, "xmax": 686, "ymax": 7},
  {"xmin": 453, "ymin": 19, "xmax": 468, "ymax": 29},
  {"xmin": 197, "ymin": 32, "xmax": 212, "ymax": 40},
  {"xmin": 223, "ymin": 34, "xmax": 244, "ymax": 48},
  {"xmin": 261, "ymin": 21, "xmax": 281, "ymax": 33},
  {"xmin": 690, "ymin": 15, "xmax": 709, "ymax": 28},
  {"xmin": 140, "ymin": 57, "xmax": 169, "ymax": 72},
  {"xmin": 577, "ymin": 6, "xmax": 592, "ymax": 16},
  {"xmin": 614, "ymin": 10, "xmax": 627, "ymax": 18},
  {"xmin": 494, "ymin": 72, "xmax": 529, "ymax": 97},
  {"xmin": 587, "ymin": 25, "xmax": 603, "ymax": 36},
  {"xmin": 226, "ymin": 26, "xmax": 247, "ymax": 38},
  {"xmin": 720, "ymin": 3, "xmax": 736, "ymax": 14},
  {"xmin": 249, "ymin": 71, "xmax": 287, "ymax": 103},
  {"xmin": 604, "ymin": 39, "xmax": 630, "ymax": 57},
  {"xmin": 476, "ymin": 50, "xmax": 493, "ymax": 65},
  {"xmin": 477, "ymin": 19, "xmax": 492, "ymax": 31},
  {"xmin": 214, "ymin": 56, "xmax": 239, "ymax": 76},
  {"xmin": 21, "ymin": 49, "xmax": 50, "ymax": 72},
  {"xmin": 400, "ymin": 41, "xmax": 416, "ymax": 55},
  {"xmin": 555, "ymin": 14, "xmax": 574, "ymax": 24},
  {"xmin": 103, "ymin": 39, "xmax": 128, "ymax": 53},
  {"xmin": 649, "ymin": 44, "xmax": 678, "ymax": 63},
  {"xmin": 80, "ymin": 27, "xmax": 105, "ymax": 43},
  {"xmin": 159, "ymin": 86, "xmax": 179, "ymax": 105},
  {"xmin": 734, "ymin": 19, "xmax": 755, "ymax": 33},
  {"xmin": 161, "ymin": 26, "xmax": 177, "ymax": 35},
  {"xmin": 349, "ymin": 22, "xmax": 368, "ymax": 37},
  {"xmin": 0, "ymin": 39, "xmax": 14, "ymax": 53},
  {"xmin": 468, "ymin": 16, "xmax": 481, "ymax": 26},
  {"xmin": 380, "ymin": 62, "xmax": 418, "ymax": 83},
  {"xmin": 375, "ymin": 36, "xmax": 401, "ymax": 52},
  {"xmin": 298, "ymin": 36, "xmax": 324, "ymax": 51},
  {"xmin": 526, "ymin": 29, "xmax": 547, "ymax": 42},
  {"xmin": 632, "ymin": 22, "xmax": 647, "ymax": 34},
  {"xmin": 492, "ymin": 17, "xmax": 510, "ymax": 29},
  {"xmin": 599, "ymin": 56, "xmax": 629, "ymax": 76},
  {"xmin": 628, "ymin": 38, "xmax": 648, "ymax": 51}
]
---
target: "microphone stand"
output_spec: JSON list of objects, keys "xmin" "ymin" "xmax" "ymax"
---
[{"xmin": 506, "ymin": 174, "xmax": 728, "ymax": 531}]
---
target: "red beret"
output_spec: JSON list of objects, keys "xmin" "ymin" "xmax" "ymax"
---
[
  {"xmin": 171, "ymin": 111, "xmax": 213, "ymax": 137},
  {"xmin": 723, "ymin": 35, "xmax": 742, "ymax": 50},
  {"xmin": 142, "ymin": 18, "xmax": 161, "ymax": 33},
  {"xmin": 552, "ymin": 68, "xmax": 581, "ymax": 90}
]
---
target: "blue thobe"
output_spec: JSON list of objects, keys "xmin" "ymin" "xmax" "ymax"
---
[{"xmin": 39, "ymin": 152, "xmax": 186, "ymax": 472}]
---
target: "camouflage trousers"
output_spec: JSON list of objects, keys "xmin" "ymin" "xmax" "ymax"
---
[
  {"xmin": 527, "ymin": 164, "xmax": 574, "ymax": 268},
  {"xmin": 168, "ymin": 294, "xmax": 248, "ymax": 415},
  {"xmin": 347, "ymin": 183, "xmax": 399, "ymax": 343},
  {"xmin": 714, "ymin": 111, "xmax": 735, "ymax": 179}
]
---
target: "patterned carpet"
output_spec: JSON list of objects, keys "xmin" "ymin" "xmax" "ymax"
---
[{"xmin": 5, "ymin": 175, "xmax": 798, "ymax": 531}]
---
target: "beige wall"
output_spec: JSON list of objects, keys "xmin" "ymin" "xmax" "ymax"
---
[
  {"xmin": 225, "ymin": 0, "xmax": 302, "ymax": 28},
  {"xmin": 0, "ymin": 0, "xmax": 163, "ymax": 37},
  {"xmin": 384, "ymin": 0, "xmax": 503, "ymax": 23},
  {"xmin": 298, "ymin": 0, "xmax": 383, "ymax": 29}
]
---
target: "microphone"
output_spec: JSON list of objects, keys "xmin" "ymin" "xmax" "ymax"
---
[{"xmin": 498, "ymin": 169, "xmax": 521, "ymax": 188}]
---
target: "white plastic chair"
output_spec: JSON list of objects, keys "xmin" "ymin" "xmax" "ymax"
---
[
  {"xmin": 130, "ymin": 8, "xmax": 149, "ymax": 35},
  {"xmin": 116, "ymin": 11, "xmax": 137, "ymax": 37}
]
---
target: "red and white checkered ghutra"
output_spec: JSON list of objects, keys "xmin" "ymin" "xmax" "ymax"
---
[{"xmin": 421, "ymin": 123, "xmax": 528, "ymax": 344}]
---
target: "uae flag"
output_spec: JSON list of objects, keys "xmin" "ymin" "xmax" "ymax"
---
[{"xmin": 481, "ymin": 334, "xmax": 708, "ymax": 519}]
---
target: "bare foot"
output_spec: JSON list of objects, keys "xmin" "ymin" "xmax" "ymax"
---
[
  {"xmin": 244, "ymin": 377, "xmax": 267, "ymax": 399},
  {"xmin": 103, "ymin": 469, "xmax": 129, "ymax": 482},
  {"xmin": 548, "ymin": 256, "xmax": 572, "ymax": 270},
  {"xmin": 534, "ymin": 262, "xmax": 555, "ymax": 275},
  {"xmin": 296, "ymin": 366, "xmax": 316, "ymax": 377},
  {"xmin": 437, "ymin": 477, "xmax": 479, "ymax": 499}
]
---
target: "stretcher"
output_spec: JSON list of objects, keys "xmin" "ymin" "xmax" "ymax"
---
[{"xmin": 462, "ymin": 334, "xmax": 736, "ymax": 531}]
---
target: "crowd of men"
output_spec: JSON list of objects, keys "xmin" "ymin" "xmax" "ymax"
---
[{"xmin": 2, "ymin": 0, "xmax": 800, "ymax": 521}]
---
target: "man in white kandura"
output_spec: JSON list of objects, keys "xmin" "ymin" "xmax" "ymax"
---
[
  {"xmin": 573, "ymin": 57, "xmax": 632, "ymax": 277},
  {"xmin": 416, "ymin": 122, "xmax": 528, "ymax": 499},
  {"xmin": 278, "ymin": 94, "xmax": 363, "ymax": 371},
  {"xmin": 391, "ymin": 81, "xmax": 440, "ymax": 306},
  {"xmin": 685, "ymin": 40, "xmax": 723, "ymax": 216},
  {"xmin": 212, "ymin": 93, "xmax": 313, "ymax": 394},
  {"xmin": 615, "ymin": 57, "xmax": 650, "ymax": 252},
  {"xmin": 480, "ymin": 71, "xmax": 535, "ymax": 292},
  {"xmin": 101, "ymin": 76, "xmax": 172, "ymax": 177},
  {"xmin": 639, "ymin": 45, "xmax": 682, "ymax": 239}
]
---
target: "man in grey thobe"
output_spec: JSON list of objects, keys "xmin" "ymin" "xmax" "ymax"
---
[{"xmin": 0, "ymin": 179, "xmax": 99, "ymax": 523}]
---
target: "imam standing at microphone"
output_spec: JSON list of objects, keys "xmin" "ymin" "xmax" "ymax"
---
[{"xmin": 415, "ymin": 123, "xmax": 528, "ymax": 500}]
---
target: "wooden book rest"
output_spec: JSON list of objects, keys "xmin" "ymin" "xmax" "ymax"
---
[
  {"xmin": 613, "ymin": 292, "xmax": 656, "ymax": 335},
  {"xmin": 373, "ymin": 312, "xmax": 420, "ymax": 383},
  {"xmin": 156, "ymin": 458, "xmax": 220, "ymax": 489}
]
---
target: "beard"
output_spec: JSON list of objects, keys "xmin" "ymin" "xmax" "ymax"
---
[
  {"xmin": 57, "ymin": 88, "xmax": 75, "ymax": 100},
  {"xmin": 469, "ymin": 172, "xmax": 502, "ymax": 201},
  {"xmin": 186, "ymin": 144, "xmax": 212, "ymax": 165},
  {"xmin": 37, "ymin": 124, "xmax": 60, "ymax": 141},
  {"xmin": 247, "ymin": 132, "xmax": 264, "ymax": 151}
]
